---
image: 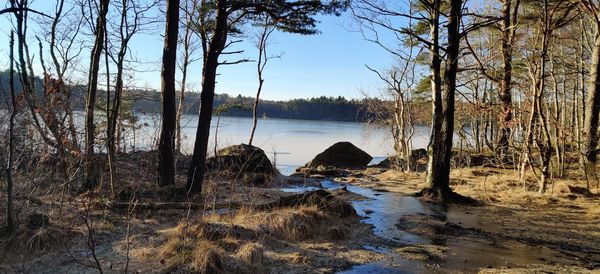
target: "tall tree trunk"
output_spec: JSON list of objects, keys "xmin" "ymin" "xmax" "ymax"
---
[
  {"xmin": 107, "ymin": 58, "xmax": 124, "ymax": 192},
  {"xmin": 425, "ymin": 0, "xmax": 462, "ymax": 197},
  {"xmin": 84, "ymin": 0, "xmax": 109, "ymax": 190},
  {"xmin": 176, "ymin": 61, "xmax": 188, "ymax": 153},
  {"xmin": 497, "ymin": 0, "xmax": 519, "ymax": 157},
  {"xmin": 5, "ymin": 32, "xmax": 16, "ymax": 233},
  {"xmin": 158, "ymin": 0, "xmax": 180, "ymax": 186},
  {"xmin": 176, "ymin": 1, "xmax": 197, "ymax": 153},
  {"xmin": 104, "ymin": 22, "xmax": 113, "ymax": 194},
  {"xmin": 186, "ymin": 0, "xmax": 228, "ymax": 195},
  {"xmin": 583, "ymin": 23, "xmax": 600, "ymax": 183},
  {"xmin": 426, "ymin": 0, "xmax": 443, "ymax": 190}
]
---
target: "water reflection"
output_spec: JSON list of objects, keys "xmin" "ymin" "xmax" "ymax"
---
[{"xmin": 127, "ymin": 114, "xmax": 431, "ymax": 170}]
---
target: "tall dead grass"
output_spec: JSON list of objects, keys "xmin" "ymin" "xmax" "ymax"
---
[{"xmin": 159, "ymin": 203, "xmax": 351, "ymax": 272}]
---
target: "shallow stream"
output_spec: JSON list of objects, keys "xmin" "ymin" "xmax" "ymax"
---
[{"xmin": 281, "ymin": 179, "xmax": 572, "ymax": 273}]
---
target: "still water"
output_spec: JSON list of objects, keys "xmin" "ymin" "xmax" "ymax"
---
[{"xmin": 129, "ymin": 114, "xmax": 431, "ymax": 173}]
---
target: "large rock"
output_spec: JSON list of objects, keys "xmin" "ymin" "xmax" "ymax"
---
[
  {"xmin": 207, "ymin": 144, "xmax": 275, "ymax": 174},
  {"xmin": 306, "ymin": 142, "xmax": 372, "ymax": 168}
]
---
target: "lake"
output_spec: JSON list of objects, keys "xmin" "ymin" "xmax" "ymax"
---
[{"xmin": 109, "ymin": 114, "xmax": 431, "ymax": 175}]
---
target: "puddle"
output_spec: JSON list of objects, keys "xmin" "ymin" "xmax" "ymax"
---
[{"xmin": 281, "ymin": 179, "xmax": 575, "ymax": 273}]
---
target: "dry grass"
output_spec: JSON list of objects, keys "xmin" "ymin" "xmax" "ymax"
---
[
  {"xmin": 192, "ymin": 243, "xmax": 224, "ymax": 274},
  {"xmin": 158, "ymin": 203, "xmax": 356, "ymax": 272},
  {"xmin": 243, "ymin": 206, "xmax": 326, "ymax": 241},
  {"xmin": 447, "ymin": 167, "xmax": 597, "ymax": 208},
  {"xmin": 236, "ymin": 243, "xmax": 266, "ymax": 271},
  {"xmin": 159, "ymin": 222, "xmax": 226, "ymax": 272},
  {"xmin": 1, "ymin": 224, "xmax": 78, "ymax": 255}
]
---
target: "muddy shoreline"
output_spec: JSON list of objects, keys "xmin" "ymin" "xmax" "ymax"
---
[
  {"xmin": 316, "ymin": 166, "xmax": 600, "ymax": 273},
  {"xmin": 1, "ymin": 150, "xmax": 599, "ymax": 273}
]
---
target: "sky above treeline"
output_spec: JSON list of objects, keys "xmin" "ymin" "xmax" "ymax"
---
[{"xmin": 0, "ymin": 1, "xmax": 401, "ymax": 101}]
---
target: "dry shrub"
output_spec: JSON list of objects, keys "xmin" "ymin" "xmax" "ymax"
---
[
  {"xmin": 236, "ymin": 243, "xmax": 265, "ymax": 270},
  {"xmin": 192, "ymin": 242, "xmax": 224, "ymax": 274},
  {"xmin": 256, "ymin": 206, "xmax": 325, "ymax": 241},
  {"xmin": 2, "ymin": 224, "xmax": 77, "ymax": 254},
  {"xmin": 160, "ymin": 225, "xmax": 196, "ymax": 267},
  {"xmin": 160, "ymin": 222, "xmax": 225, "ymax": 273},
  {"xmin": 159, "ymin": 204, "xmax": 342, "ymax": 271}
]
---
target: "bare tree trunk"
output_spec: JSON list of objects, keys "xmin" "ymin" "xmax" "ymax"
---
[
  {"xmin": 497, "ymin": 0, "xmax": 520, "ymax": 157},
  {"xmin": 5, "ymin": 32, "xmax": 17, "ymax": 233},
  {"xmin": 104, "ymin": 22, "xmax": 113, "ymax": 194},
  {"xmin": 176, "ymin": 0, "xmax": 198, "ymax": 153},
  {"xmin": 426, "ymin": 0, "xmax": 444, "ymax": 190},
  {"xmin": 249, "ymin": 19, "xmax": 274, "ymax": 145},
  {"xmin": 425, "ymin": 0, "xmax": 462, "ymax": 199},
  {"xmin": 583, "ymin": 24, "xmax": 600, "ymax": 183},
  {"xmin": 176, "ymin": 70, "xmax": 187, "ymax": 153},
  {"xmin": 249, "ymin": 74, "xmax": 264, "ymax": 146},
  {"xmin": 158, "ymin": 0, "xmax": 180, "ymax": 187},
  {"xmin": 84, "ymin": 0, "xmax": 109, "ymax": 190},
  {"xmin": 549, "ymin": 51, "xmax": 564, "ymax": 177},
  {"xmin": 187, "ymin": 0, "xmax": 228, "ymax": 195},
  {"xmin": 176, "ymin": 62, "xmax": 188, "ymax": 153}
]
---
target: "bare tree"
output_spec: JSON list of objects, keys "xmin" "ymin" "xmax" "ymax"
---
[
  {"xmin": 352, "ymin": 0, "xmax": 421, "ymax": 171},
  {"xmin": 519, "ymin": 0, "xmax": 575, "ymax": 193},
  {"xmin": 106, "ymin": 0, "xmax": 158, "ymax": 193},
  {"xmin": 83, "ymin": 0, "xmax": 110, "ymax": 190},
  {"xmin": 424, "ymin": 0, "xmax": 463, "ymax": 199},
  {"xmin": 497, "ymin": 0, "xmax": 521, "ymax": 157},
  {"xmin": 249, "ymin": 16, "xmax": 277, "ymax": 146},
  {"xmin": 580, "ymin": 0, "xmax": 600, "ymax": 184},
  {"xmin": 176, "ymin": 0, "xmax": 201, "ymax": 153},
  {"xmin": 46, "ymin": 0, "xmax": 84, "ymax": 147},
  {"xmin": 4, "ymin": 31, "xmax": 17, "ymax": 233}
]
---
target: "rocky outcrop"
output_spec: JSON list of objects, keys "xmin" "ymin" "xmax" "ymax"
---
[{"xmin": 306, "ymin": 142, "xmax": 372, "ymax": 168}]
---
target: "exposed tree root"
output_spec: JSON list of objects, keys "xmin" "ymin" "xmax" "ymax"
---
[{"xmin": 415, "ymin": 187, "xmax": 479, "ymax": 205}]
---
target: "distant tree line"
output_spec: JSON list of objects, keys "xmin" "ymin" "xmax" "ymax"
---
[{"xmin": 0, "ymin": 70, "xmax": 371, "ymax": 122}]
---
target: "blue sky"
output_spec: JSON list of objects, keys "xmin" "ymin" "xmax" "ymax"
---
[{"xmin": 0, "ymin": 1, "xmax": 399, "ymax": 101}]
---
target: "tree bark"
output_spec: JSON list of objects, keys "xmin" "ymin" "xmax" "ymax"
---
[
  {"xmin": 426, "ymin": 0, "xmax": 461, "ymax": 196},
  {"xmin": 497, "ymin": 0, "xmax": 520, "ymax": 157},
  {"xmin": 158, "ymin": 0, "xmax": 180, "ymax": 186},
  {"xmin": 83, "ymin": 0, "xmax": 109, "ymax": 190},
  {"xmin": 5, "ymin": 31, "xmax": 16, "ymax": 233},
  {"xmin": 186, "ymin": 0, "xmax": 228, "ymax": 195},
  {"xmin": 583, "ymin": 24, "xmax": 600, "ymax": 174}
]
